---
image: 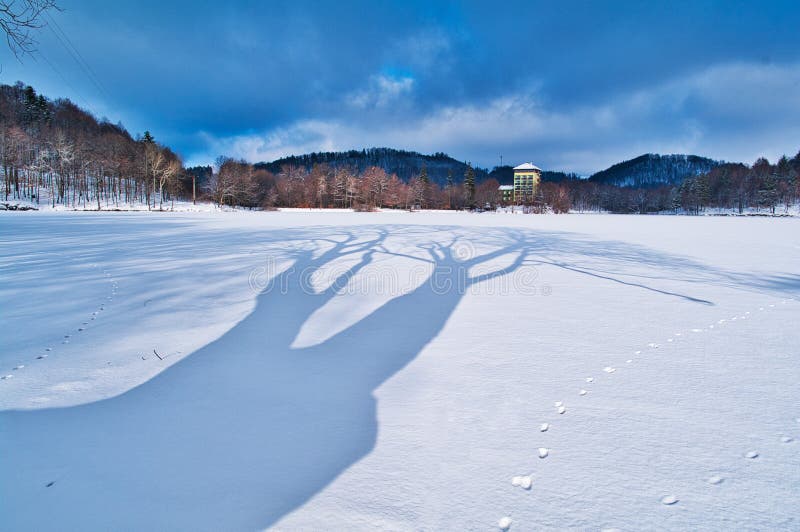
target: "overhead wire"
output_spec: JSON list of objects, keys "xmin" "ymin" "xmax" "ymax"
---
[{"xmin": 42, "ymin": 10, "xmax": 111, "ymax": 103}]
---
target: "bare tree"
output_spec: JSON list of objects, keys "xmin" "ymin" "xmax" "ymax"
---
[{"xmin": 1, "ymin": 0, "xmax": 58, "ymax": 59}]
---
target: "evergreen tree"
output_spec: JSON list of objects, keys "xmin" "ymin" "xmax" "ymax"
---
[
  {"xmin": 464, "ymin": 163, "xmax": 475, "ymax": 208},
  {"xmin": 36, "ymin": 94, "xmax": 50, "ymax": 122},
  {"xmin": 22, "ymin": 85, "xmax": 38, "ymax": 124},
  {"xmin": 758, "ymin": 175, "xmax": 779, "ymax": 214},
  {"xmin": 445, "ymin": 169, "xmax": 454, "ymax": 209}
]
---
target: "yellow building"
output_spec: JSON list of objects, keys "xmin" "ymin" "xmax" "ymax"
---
[{"xmin": 513, "ymin": 162, "xmax": 541, "ymax": 203}]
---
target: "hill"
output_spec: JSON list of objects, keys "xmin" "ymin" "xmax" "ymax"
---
[
  {"xmin": 589, "ymin": 154, "xmax": 721, "ymax": 187},
  {"xmin": 255, "ymin": 147, "xmax": 490, "ymax": 185}
]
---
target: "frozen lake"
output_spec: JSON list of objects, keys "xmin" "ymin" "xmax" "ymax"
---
[{"xmin": 1, "ymin": 211, "xmax": 798, "ymax": 530}]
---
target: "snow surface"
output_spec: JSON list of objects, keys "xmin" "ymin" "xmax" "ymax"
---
[{"xmin": 1, "ymin": 210, "xmax": 799, "ymax": 531}]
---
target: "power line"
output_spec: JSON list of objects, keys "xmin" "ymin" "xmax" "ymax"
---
[
  {"xmin": 42, "ymin": 10, "xmax": 111, "ymax": 104},
  {"xmin": 31, "ymin": 48, "xmax": 97, "ymax": 115}
]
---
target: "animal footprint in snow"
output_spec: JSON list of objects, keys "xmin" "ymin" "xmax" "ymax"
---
[
  {"xmin": 707, "ymin": 475, "xmax": 724, "ymax": 485},
  {"xmin": 626, "ymin": 359, "xmax": 632, "ymax": 363},
  {"xmin": 660, "ymin": 495, "xmax": 679, "ymax": 505},
  {"xmin": 744, "ymin": 451, "xmax": 759, "ymax": 459},
  {"xmin": 781, "ymin": 436, "xmax": 794, "ymax": 443},
  {"xmin": 538, "ymin": 448, "xmax": 549, "ymax": 459},
  {"xmin": 1, "ymin": 374, "xmax": 13, "ymax": 380},
  {"xmin": 634, "ymin": 350, "xmax": 641, "ymax": 355},
  {"xmin": 45, "ymin": 347, "xmax": 52, "ymax": 351},
  {"xmin": 511, "ymin": 475, "xmax": 532, "ymax": 490},
  {"xmin": 579, "ymin": 389, "xmax": 588, "ymax": 396},
  {"xmin": 585, "ymin": 377, "xmax": 594, "ymax": 383},
  {"xmin": 647, "ymin": 343, "xmax": 659, "ymax": 348},
  {"xmin": 540, "ymin": 423, "xmax": 550, "ymax": 432},
  {"xmin": 36, "ymin": 354, "xmax": 47, "ymax": 359},
  {"xmin": 557, "ymin": 405, "xmax": 566, "ymax": 414},
  {"xmin": 603, "ymin": 367, "xmax": 616, "ymax": 374},
  {"xmin": 498, "ymin": 517, "xmax": 512, "ymax": 530},
  {"xmin": 13, "ymin": 365, "xmax": 24, "ymax": 370}
]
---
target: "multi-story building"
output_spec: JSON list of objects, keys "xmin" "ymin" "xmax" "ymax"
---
[
  {"xmin": 513, "ymin": 162, "xmax": 541, "ymax": 203},
  {"xmin": 498, "ymin": 185, "xmax": 514, "ymax": 204}
]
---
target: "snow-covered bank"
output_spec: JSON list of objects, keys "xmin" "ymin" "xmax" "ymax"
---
[{"xmin": 1, "ymin": 211, "xmax": 798, "ymax": 530}]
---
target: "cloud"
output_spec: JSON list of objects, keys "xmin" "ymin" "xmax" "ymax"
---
[
  {"xmin": 346, "ymin": 74, "xmax": 415, "ymax": 109},
  {"xmin": 188, "ymin": 61, "xmax": 800, "ymax": 173}
]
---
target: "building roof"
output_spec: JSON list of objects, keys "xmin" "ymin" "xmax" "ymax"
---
[
  {"xmin": 513, "ymin": 162, "xmax": 541, "ymax": 171},
  {"xmin": 498, "ymin": 185, "xmax": 514, "ymax": 191}
]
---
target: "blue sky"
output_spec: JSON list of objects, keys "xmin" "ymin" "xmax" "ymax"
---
[{"xmin": 2, "ymin": 0, "xmax": 799, "ymax": 173}]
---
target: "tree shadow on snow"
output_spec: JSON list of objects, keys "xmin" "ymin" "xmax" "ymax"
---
[{"xmin": 1, "ymin": 223, "xmax": 795, "ymax": 530}]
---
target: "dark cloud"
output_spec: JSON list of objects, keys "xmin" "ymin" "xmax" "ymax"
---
[{"xmin": 3, "ymin": 0, "xmax": 799, "ymax": 172}]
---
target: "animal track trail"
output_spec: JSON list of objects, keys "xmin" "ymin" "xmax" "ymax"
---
[
  {"xmin": 499, "ymin": 297, "xmax": 799, "ymax": 528},
  {"xmin": 1, "ymin": 263, "xmax": 123, "ymax": 379}
]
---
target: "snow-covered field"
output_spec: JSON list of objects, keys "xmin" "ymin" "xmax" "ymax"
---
[{"xmin": 1, "ymin": 211, "xmax": 798, "ymax": 531}]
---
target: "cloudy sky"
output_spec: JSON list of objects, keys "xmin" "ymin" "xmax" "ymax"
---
[{"xmin": 2, "ymin": 0, "xmax": 799, "ymax": 173}]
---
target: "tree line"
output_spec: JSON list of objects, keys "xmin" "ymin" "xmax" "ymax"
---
[
  {"xmin": 194, "ymin": 151, "xmax": 799, "ymax": 215},
  {"xmin": 561, "ymin": 154, "xmax": 800, "ymax": 214},
  {"xmin": 1, "ymin": 82, "xmax": 184, "ymax": 209},
  {"xmin": 3, "ymin": 81, "xmax": 798, "ymax": 214},
  {"xmin": 200, "ymin": 156, "xmax": 489, "ymax": 210}
]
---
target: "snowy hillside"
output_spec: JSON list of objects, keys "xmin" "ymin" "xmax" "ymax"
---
[
  {"xmin": 1, "ymin": 211, "xmax": 798, "ymax": 530},
  {"xmin": 589, "ymin": 154, "xmax": 721, "ymax": 188}
]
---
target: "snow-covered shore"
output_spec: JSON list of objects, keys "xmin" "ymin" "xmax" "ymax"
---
[{"xmin": 1, "ymin": 211, "xmax": 798, "ymax": 530}]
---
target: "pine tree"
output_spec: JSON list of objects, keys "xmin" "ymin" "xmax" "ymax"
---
[
  {"xmin": 22, "ymin": 85, "xmax": 38, "ymax": 124},
  {"xmin": 464, "ymin": 163, "xmax": 475, "ymax": 208},
  {"xmin": 419, "ymin": 163, "xmax": 429, "ymax": 184},
  {"xmin": 445, "ymin": 169, "xmax": 454, "ymax": 209},
  {"xmin": 417, "ymin": 163, "xmax": 429, "ymax": 208},
  {"xmin": 36, "ymin": 94, "xmax": 50, "ymax": 122}
]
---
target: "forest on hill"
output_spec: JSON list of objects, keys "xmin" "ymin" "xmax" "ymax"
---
[
  {"xmin": 255, "ymin": 148, "xmax": 490, "ymax": 186},
  {"xmin": 0, "ymin": 82, "xmax": 185, "ymax": 209},
  {"xmin": 588, "ymin": 154, "xmax": 721, "ymax": 187}
]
